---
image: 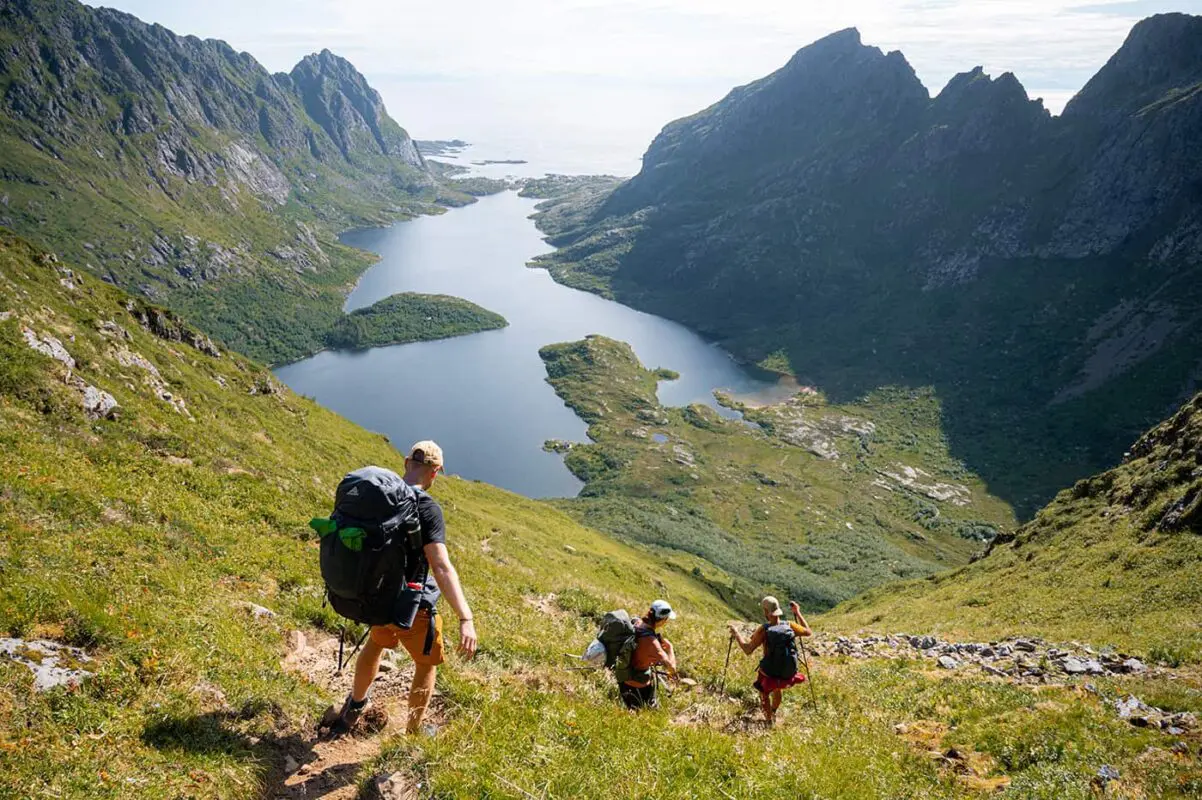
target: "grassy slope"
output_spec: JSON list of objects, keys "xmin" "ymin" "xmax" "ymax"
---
[
  {"xmin": 0, "ymin": 0, "xmax": 481, "ymax": 365},
  {"xmin": 825, "ymin": 392, "xmax": 1202, "ymax": 663},
  {"xmin": 2, "ymin": 238, "xmax": 1199, "ymax": 799},
  {"xmin": 322, "ymin": 292, "xmax": 507, "ymax": 351},
  {"xmin": 539, "ymin": 336, "xmax": 1016, "ymax": 612}
]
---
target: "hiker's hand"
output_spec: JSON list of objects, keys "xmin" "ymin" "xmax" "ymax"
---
[
  {"xmin": 727, "ymin": 623, "xmax": 739, "ymax": 639},
  {"xmin": 789, "ymin": 600, "xmax": 801, "ymax": 614},
  {"xmin": 458, "ymin": 618, "xmax": 477, "ymax": 659}
]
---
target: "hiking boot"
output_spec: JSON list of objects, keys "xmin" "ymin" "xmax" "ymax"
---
[{"xmin": 319, "ymin": 694, "xmax": 370, "ymax": 737}]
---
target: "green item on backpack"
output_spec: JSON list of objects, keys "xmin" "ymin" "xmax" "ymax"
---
[
  {"xmin": 309, "ymin": 517, "xmax": 368, "ymax": 552},
  {"xmin": 310, "ymin": 517, "xmax": 338, "ymax": 537},
  {"xmin": 338, "ymin": 527, "xmax": 367, "ymax": 552}
]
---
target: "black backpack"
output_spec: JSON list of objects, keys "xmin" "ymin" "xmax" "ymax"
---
[
  {"xmin": 310, "ymin": 466, "xmax": 426, "ymax": 626},
  {"xmin": 759, "ymin": 621, "xmax": 799, "ymax": 680}
]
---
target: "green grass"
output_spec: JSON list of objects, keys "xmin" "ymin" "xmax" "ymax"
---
[
  {"xmin": 539, "ymin": 335, "xmax": 1016, "ymax": 612},
  {"xmin": 825, "ymin": 392, "xmax": 1202, "ymax": 662},
  {"xmin": 323, "ymin": 293, "xmax": 507, "ymax": 351},
  {"xmin": 2, "ymin": 235, "xmax": 1199, "ymax": 798}
]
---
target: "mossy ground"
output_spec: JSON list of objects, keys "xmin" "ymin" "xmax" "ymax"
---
[{"xmin": 539, "ymin": 335, "xmax": 1015, "ymax": 612}]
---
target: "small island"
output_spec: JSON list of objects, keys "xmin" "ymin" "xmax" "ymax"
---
[
  {"xmin": 415, "ymin": 139, "xmax": 469, "ymax": 157},
  {"xmin": 324, "ymin": 293, "xmax": 507, "ymax": 350}
]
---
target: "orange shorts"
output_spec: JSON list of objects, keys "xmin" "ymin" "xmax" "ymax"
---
[{"xmin": 369, "ymin": 609, "xmax": 444, "ymax": 666}]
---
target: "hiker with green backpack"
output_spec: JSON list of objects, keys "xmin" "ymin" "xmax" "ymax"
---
[
  {"xmin": 311, "ymin": 442, "xmax": 477, "ymax": 738},
  {"xmin": 728, "ymin": 596, "xmax": 812, "ymax": 725},
  {"xmin": 586, "ymin": 601, "xmax": 678, "ymax": 709}
]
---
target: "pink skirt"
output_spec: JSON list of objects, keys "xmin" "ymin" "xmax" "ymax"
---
[{"xmin": 754, "ymin": 670, "xmax": 807, "ymax": 694}]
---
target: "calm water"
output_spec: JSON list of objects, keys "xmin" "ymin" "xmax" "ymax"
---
[{"xmin": 275, "ymin": 190, "xmax": 780, "ymax": 498}]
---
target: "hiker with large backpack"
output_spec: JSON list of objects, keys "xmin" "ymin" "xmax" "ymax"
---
[
  {"xmin": 728, "ymin": 596, "xmax": 811, "ymax": 725},
  {"xmin": 585, "ymin": 601, "xmax": 678, "ymax": 709},
  {"xmin": 312, "ymin": 442, "xmax": 477, "ymax": 737}
]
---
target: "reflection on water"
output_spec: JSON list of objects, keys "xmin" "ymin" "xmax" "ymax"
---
[{"xmin": 277, "ymin": 190, "xmax": 788, "ymax": 498}]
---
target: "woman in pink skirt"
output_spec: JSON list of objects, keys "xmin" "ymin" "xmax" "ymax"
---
[{"xmin": 728, "ymin": 596, "xmax": 812, "ymax": 725}]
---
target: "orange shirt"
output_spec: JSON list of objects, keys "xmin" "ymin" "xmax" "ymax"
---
[{"xmin": 625, "ymin": 622, "xmax": 671, "ymax": 687}]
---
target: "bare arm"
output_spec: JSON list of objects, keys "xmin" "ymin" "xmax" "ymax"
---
[
  {"xmin": 657, "ymin": 638, "xmax": 678, "ymax": 672},
  {"xmin": 728, "ymin": 623, "xmax": 762, "ymax": 655},
  {"xmin": 790, "ymin": 601, "xmax": 812, "ymax": 637},
  {"xmin": 425, "ymin": 542, "xmax": 477, "ymax": 658}
]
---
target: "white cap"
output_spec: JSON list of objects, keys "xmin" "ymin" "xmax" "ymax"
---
[{"xmin": 650, "ymin": 600, "xmax": 677, "ymax": 620}]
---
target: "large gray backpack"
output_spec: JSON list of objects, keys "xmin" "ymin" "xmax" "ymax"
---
[
  {"xmin": 596, "ymin": 610, "xmax": 638, "ymax": 682},
  {"xmin": 311, "ymin": 466, "xmax": 425, "ymax": 625}
]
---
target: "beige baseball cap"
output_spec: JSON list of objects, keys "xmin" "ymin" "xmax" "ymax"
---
[
  {"xmin": 407, "ymin": 440, "xmax": 444, "ymax": 469},
  {"xmin": 761, "ymin": 596, "xmax": 784, "ymax": 617}
]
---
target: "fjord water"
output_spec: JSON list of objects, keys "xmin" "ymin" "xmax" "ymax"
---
[{"xmin": 275, "ymin": 190, "xmax": 778, "ymax": 498}]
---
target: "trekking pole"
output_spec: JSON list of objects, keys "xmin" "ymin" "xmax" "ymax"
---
[
  {"xmin": 337, "ymin": 627, "xmax": 371, "ymax": 673},
  {"xmin": 719, "ymin": 635, "xmax": 733, "ymax": 694},
  {"xmin": 792, "ymin": 609, "xmax": 818, "ymax": 710}
]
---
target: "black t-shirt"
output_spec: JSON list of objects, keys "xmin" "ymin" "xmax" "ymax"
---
[{"xmin": 415, "ymin": 491, "xmax": 446, "ymax": 607}]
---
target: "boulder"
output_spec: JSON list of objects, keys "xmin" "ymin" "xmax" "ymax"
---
[
  {"xmin": 368, "ymin": 772, "xmax": 418, "ymax": 800},
  {"xmin": 937, "ymin": 655, "xmax": 959, "ymax": 670},
  {"xmin": 81, "ymin": 384, "xmax": 120, "ymax": 420},
  {"xmin": 21, "ymin": 327, "xmax": 75, "ymax": 368},
  {"xmin": 1062, "ymin": 657, "xmax": 1088, "ymax": 674},
  {"xmin": 0, "ymin": 638, "xmax": 94, "ymax": 691}
]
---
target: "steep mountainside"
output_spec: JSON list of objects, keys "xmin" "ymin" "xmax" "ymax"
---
[
  {"xmin": 0, "ymin": 0, "xmax": 470, "ymax": 362},
  {"xmin": 4, "ymin": 233, "xmax": 1200, "ymax": 799},
  {"xmin": 539, "ymin": 335, "xmax": 1014, "ymax": 611},
  {"xmin": 827, "ymin": 391, "xmax": 1202, "ymax": 663},
  {"xmin": 532, "ymin": 14, "xmax": 1202, "ymax": 517}
]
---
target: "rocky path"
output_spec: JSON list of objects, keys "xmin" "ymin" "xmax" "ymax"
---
[
  {"xmin": 810, "ymin": 633, "xmax": 1199, "ymax": 734},
  {"xmin": 273, "ymin": 629, "xmax": 435, "ymax": 800}
]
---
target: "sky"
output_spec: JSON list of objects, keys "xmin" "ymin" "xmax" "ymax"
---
[{"xmin": 88, "ymin": 0, "xmax": 1202, "ymax": 174}]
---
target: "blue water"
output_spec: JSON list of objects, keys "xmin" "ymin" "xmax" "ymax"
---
[{"xmin": 275, "ymin": 189, "xmax": 781, "ymax": 498}]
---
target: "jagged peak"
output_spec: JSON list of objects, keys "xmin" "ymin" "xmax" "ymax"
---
[
  {"xmin": 292, "ymin": 49, "xmax": 362, "ymax": 77},
  {"xmin": 934, "ymin": 66, "xmax": 1037, "ymax": 114},
  {"xmin": 783, "ymin": 27, "xmax": 872, "ymax": 66},
  {"xmin": 772, "ymin": 26, "xmax": 923, "ymax": 96},
  {"xmin": 1063, "ymin": 12, "xmax": 1202, "ymax": 118}
]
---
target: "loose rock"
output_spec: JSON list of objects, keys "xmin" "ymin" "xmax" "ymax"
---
[{"xmin": 0, "ymin": 638, "xmax": 94, "ymax": 691}]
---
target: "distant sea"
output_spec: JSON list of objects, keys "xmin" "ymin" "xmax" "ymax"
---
[{"xmin": 373, "ymin": 74, "xmax": 729, "ymax": 177}]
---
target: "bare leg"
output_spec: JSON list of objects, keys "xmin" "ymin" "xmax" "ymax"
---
[
  {"xmin": 760, "ymin": 691, "xmax": 773, "ymax": 723},
  {"xmin": 405, "ymin": 663, "xmax": 437, "ymax": 734},
  {"xmin": 352, "ymin": 638, "xmax": 385, "ymax": 702},
  {"xmin": 771, "ymin": 690, "xmax": 783, "ymax": 714}
]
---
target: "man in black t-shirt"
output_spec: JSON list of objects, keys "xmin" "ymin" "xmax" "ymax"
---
[{"xmin": 330, "ymin": 441, "xmax": 477, "ymax": 735}]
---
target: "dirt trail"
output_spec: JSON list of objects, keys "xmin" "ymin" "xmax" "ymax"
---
[{"xmin": 271, "ymin": 629, "xmax": 441, "ymax": 800}]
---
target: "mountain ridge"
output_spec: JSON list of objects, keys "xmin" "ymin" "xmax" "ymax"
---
[
  {"xmin": 529, "ymin": 13, "xmax": 1202, "ymax": 517},
  {"xmin": 0, "ymin": 0, "xmax": 475, "ymax": 363}
]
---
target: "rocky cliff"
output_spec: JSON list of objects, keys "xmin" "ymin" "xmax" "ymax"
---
[
  {"xmin": 534, "ymin": 15, "xmax": 1202, "ymax": 516},
  {"xmin": 0, "ymin": 0, "xmax": 451, "ymax": 362}
]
